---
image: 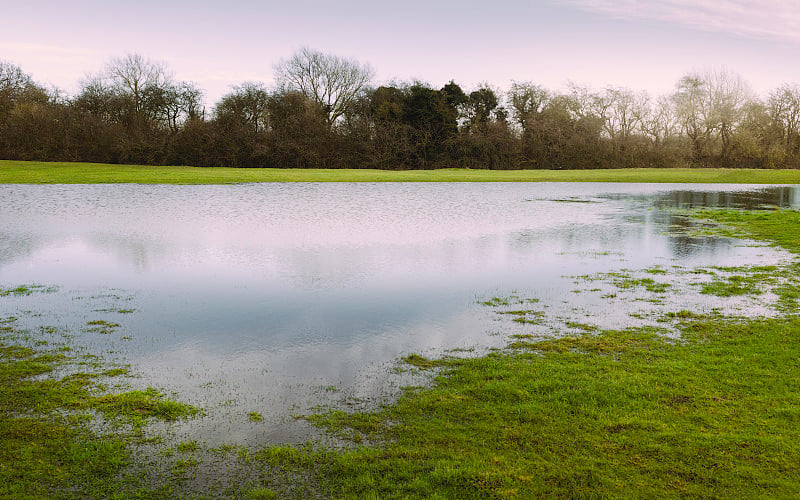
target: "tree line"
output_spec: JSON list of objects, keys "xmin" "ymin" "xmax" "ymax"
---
[{"xmin": 1, "ymin": 49, "xmax": 799, "ymax": 169}]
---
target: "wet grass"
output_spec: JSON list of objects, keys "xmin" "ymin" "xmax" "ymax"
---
[
  {"xmin": 0, "ymin": 316, "xmax": 198, "ymax": 497},
  {"xmin": 4, "ymin": 160, "xmax": 800, "ymax": 184},
  {"xmin": 277, "ymin": 316, "xmax": 800, "ymax": 498}
]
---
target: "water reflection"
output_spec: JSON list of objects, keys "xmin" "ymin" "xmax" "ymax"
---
[{"xmin": 0, "ymin": 182, "xmax": 797, "ymax": 444}]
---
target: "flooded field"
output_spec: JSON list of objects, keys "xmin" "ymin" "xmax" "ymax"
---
[{"xmin": 1, "ymin": 182, "xmax": 798, "ymax": 446}]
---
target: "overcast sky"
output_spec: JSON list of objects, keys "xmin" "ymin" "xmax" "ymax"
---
[{"xmin": 3, "ymin": 0, "xmax": 799, "ymax": 107}]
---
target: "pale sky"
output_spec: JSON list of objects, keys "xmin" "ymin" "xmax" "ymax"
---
[{"xmin": 2, "ymin": 0, "xmax": 799, "ymax": 108}]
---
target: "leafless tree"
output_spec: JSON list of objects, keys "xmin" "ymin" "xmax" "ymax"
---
[
  {"xmin": 639, "ymin": 95, "xmax": 677, "ymax": 149},
  {"xmin": 274, "ymin": 47, "xmax": 374, "ymax": 127},
  {"xmin": 672, "ymin": 74, "xmax": 714, "ymax": 160},
  {"xmin": 0, "ymin": 60, "xmax": 49, "ymax": 113},
  {"xmin": 706, "ymin": 69, "xmax": 752, "ymax": 157},
  {"xmin": 768, "ymin": 84, "xmax": 800, "ymax": 154},
  {"xmin": 507, "ymin": 81, "xmax": 549, "ymax": 133},
  {"xmin": 605, "ymin": 86, "xmax": 648, "ymax": 143},
  {"xmin": 103, "ymin": 54, "xmax": 171, "ymax": 123}
]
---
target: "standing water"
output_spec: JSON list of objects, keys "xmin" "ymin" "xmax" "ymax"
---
[{"xmin": 1, "ymin": 182, "xmax": 798, "ymax": 444}]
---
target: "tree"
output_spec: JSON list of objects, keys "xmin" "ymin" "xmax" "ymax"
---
[
  {"xmin": 215, "ymin": 82, "xmax": 269, "ymax": 134},
  {"xmin": 104, "ymin": 53, "xmax": 170, "ymax": 124},
  {"xmin": 466, "ymin": 86, "xmax": 499, "ymax": 130},
  {"xmin": 705, "ymin": 69, "xmax": 752, "ymax": 158},
  {"xmin": 507, "ymin": 81, "xmax": 549, "ymax": 132},
  {"xmin": 672, "ymin": 74, "xmax": 714, "ymax": 161},
  {"xmin": 0, "ymin": 60, "xmax": 49, "ymax": 116},
  {"xmin": 767, "ymin": 84, "xmax": 800, "ymax": 156},
  {"xmin": 639, "ymin": 95, "xmax": 677, "ymax": 150},
  {"xmin": 274, "ymin": 47, "xmax": 374, "ymax": 127},
  {"xmin": 604, "ymin": 87, "xmax": 648, "ymax": 144},
  {"xmin": 672, "ymin": 70, "xmax": 752, "ymax": 161}
]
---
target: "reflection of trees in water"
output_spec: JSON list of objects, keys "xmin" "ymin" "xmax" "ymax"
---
[
  {"xmin": 658, "ymin": 187, "xmax": 799, "ymax": 210},
  {"xmin": 659, "ymin": 212, "xmax": 733, "ymax": 259},
  {"xmin": 507, "ymin": 210, "xmax": 736, "ymax": 262},
  {"xmin": 0, "ymin": 233, "xmax": 38, "ymax": 266},
  {"xmin": 602, "ymin": 187, "xmax": 800, "ymax": 210},
  {"xmin": 90, "ymin": 234, "xmax": 158, "ymax": 272}
]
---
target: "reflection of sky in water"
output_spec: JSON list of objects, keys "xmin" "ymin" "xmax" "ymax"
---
[{"xmin": 0, "ymin": 183, "xmax": 797, "ymax": 444}]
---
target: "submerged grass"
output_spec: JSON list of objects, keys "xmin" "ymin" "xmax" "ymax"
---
[
  {"xmin": 0, "ymin": 316, "xmax": 198, "ymax": 497},
  {"xmin": 4, "ymin": 160, "xmax": 800, "ymax": 184}
]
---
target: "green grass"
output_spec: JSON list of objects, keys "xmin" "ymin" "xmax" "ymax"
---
[
  {"xmin": 694, "ymin": 209, "xmax": 800, "ymax": 253},
  {"xmin": 296, "ymin": 319, "xmax": 800, "ymax": 498},
  {"xmin": 0, "ymin": 319, "xmax": 198, "ymax": 497},
  {"xmin": 3, "ymin": 160, "xmax": 800, "ymax": 183}
]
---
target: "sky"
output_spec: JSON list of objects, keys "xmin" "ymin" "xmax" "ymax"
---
[{"xmin": 2, "ymin": 0, "xmax": 800, "ymax": 108}]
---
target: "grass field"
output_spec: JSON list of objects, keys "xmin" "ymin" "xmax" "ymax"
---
[{"xmin": 2, "ymin": 160, "xmax": 800, "ymax": 184}]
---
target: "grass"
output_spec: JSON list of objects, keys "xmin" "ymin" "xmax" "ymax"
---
[
  {"xmin": 295, "ymin": 318, "xmax": 800, "ymax": 498},
  {"xmin": 0, "ymin": 317, "xmax": 199, "ymax": 497},
  {"xmin": 4, "ymin": 160, "xmax": 800, "ymax": 184}
]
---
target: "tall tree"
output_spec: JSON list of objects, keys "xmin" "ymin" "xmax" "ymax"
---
[
  {"xmin": 0, "ymin": 60, "xmax": 49, "ymax": 115},
  {"xmin": 274, "ymin": 47, "xmax": 374, "ymax": 127},
  {"xmin": 767, "ymin": 84, "xmax": 800, "ymax": 155},
  {"xmin": 215, "ymin": 82, "xmax": 269, "ymax": 134},
  {"xmin": 104, "ymin": 54, "xmax": 170, "ymax": 125},
  {"xmin": 507, "ymin": 81, "xmax": 549, "ymax": 133}
]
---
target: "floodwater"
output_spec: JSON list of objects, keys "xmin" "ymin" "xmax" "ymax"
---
[{"xmin": 1, "ymin": 183, "xmax": 798, "ymax": 445}]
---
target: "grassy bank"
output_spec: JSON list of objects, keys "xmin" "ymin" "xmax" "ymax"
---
[
  {"xmin": 2, "ymin": 160, "xmax": 800, "ymax": 184},
  {"xmin": 255, "ymin": 209, "xmax": 800, "ymax": 498}
]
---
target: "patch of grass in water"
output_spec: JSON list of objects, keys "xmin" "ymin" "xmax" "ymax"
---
[
  {"xmin": 86, "ymin": 320, "xmax": 121, "ymax": 335},
  {"xmin": 565, "ymin": 321, "xmax": 599, "ymax": 332},
  {"xmin": 0, "ymin": 284, "xmax": 58, "ymax": 297},
  {"xmin": 403, "ymin": 353, "xmax": 447, "ymax": 369},
  {"xmin": 92, "ymin": 308, "xmax": 136, "ymax": 314},
  {"xmin": 700, "ymin": 275, "xmax": 759, "ymax": 296},
  {"xmin": 614, "ymin": 276, "xmax": 671, "ymax": 293}
]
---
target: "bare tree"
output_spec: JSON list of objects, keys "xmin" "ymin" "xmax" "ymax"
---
[
  {"xmin": 0, "ymin": 60, "xmax": 49, "ymax": 113},
  {"xmin": 639, "ymin": 95, "xmax": 677, "ymax": 149},
  {"xmin": 103, "ymin": 53, "xmax": 171, "ymax": 123},
  {"xmin": 672, "ymin": 69, "xmax": 752, "ymax": 160},
  {"xmin": 706, "ymin": 69, "xmax": 752, "ymax": 158},
  {"xmin": 274, "ymin": 47, "xmax": 374, "ymax": 127},
  {"xmin": 672, "ymin": 74, "xmax": 714, "ymax": 160},
  {"xmin": 507, "ymin": 81, "xmax": 549, "ymax": 133},
  {"xmin": 768, "ymin": 84, "xmax": 800, "ymax": 155},
  {"xmin": 605, "ymin": 86, "xmax": 648, "ymax": 143}
]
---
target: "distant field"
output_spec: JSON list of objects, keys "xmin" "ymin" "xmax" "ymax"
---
[{"xmin": 1, "ymin": 160, "xmax": 800, "ymax": 184}]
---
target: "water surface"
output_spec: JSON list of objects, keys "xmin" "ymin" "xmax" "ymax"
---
[{"xmin": 1, "ymin": 183, "xmax": 797, "ymax": 444}]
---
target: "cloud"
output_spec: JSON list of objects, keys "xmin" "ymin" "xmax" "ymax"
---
[{"xmin": 563, "ymin": 0, "xmax": 800, "ymax": 44}]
